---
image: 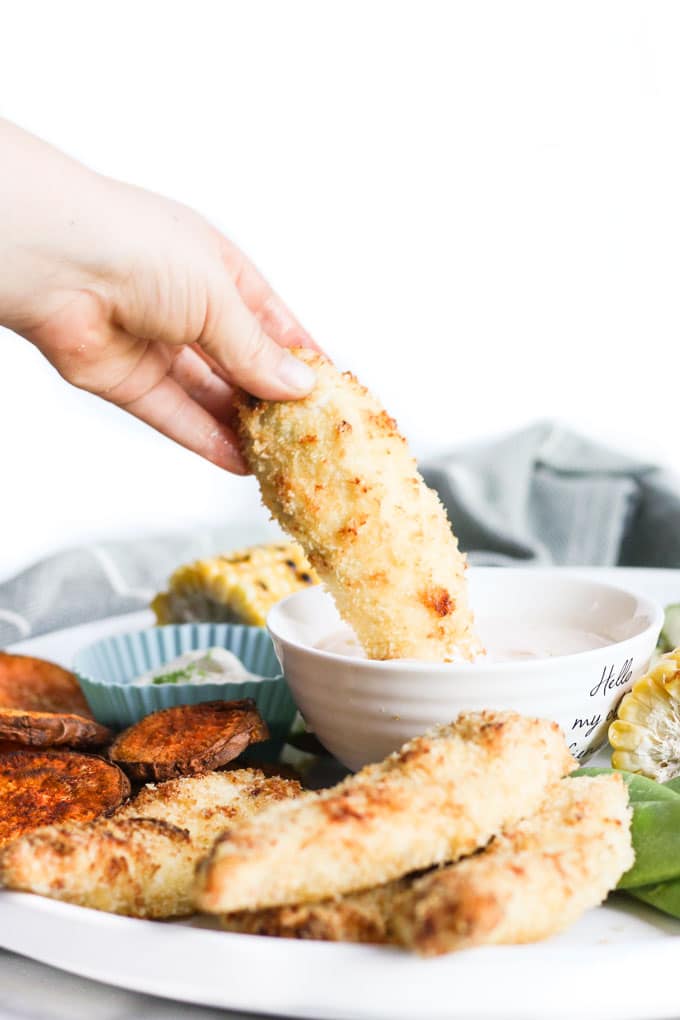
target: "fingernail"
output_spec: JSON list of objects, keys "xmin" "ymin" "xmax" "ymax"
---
[{"xmin": 277, "ymin": 352, "xmax": 316, "ymax": 394}]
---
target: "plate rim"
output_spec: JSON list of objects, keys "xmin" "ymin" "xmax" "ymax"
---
[{"xmin": 2, "ymin": 890, "xmax": 680, "ymax": 1020}]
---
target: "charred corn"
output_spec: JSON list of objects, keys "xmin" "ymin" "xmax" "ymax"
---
[
  {"xmin": 151, "ymin": 543, "xmax": 318, "ymax": 627},
  {"xmin": 609, "ymin": 649, "xmax": 680, "ymax": 781}
]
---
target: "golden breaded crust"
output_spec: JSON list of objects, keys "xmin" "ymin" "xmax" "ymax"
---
[
  {"xmin": 0, "ymin": 818, "xmax": 195, "ymax": 918},
  {"xmin": 235, "ymin": 350, "xmax": 482, "ymax": 661},
  {"xmin": 195, "ymin": 712, "xmax": 575, "ymax": 914},
  {"xmin": 222, "ymin": 880, "xmax": 410, "ymax": 944},
  {"xmin": 390, "ymin": 774, "xmax": 634, "ymax": 956},
  {"xmin": 0, "ymin": 768, "xmax": 303, "ymax": 918},
  {"xmin": 223, "ymin": 775, "xmax": 632, "ymax": 951},
  {"xmin": 151, "ymin": 543, "xmax": 318, "ymax": 627},
  {"xmin": 115, "ymin": 768, "xmax": 303, "ymax": 851}
]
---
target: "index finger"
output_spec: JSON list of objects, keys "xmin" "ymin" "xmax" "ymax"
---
[{"xmin": 219, "ymin": 239, "xmax": 325, "ymax": 355}]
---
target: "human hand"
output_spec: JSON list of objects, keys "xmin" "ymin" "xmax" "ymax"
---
[{"xmin": 0, "ymin": 119, "xmax": 319, "ymax": 474}]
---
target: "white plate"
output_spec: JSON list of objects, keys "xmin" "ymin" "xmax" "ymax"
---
[{"xmin": 2, "ymin": 568, "xmax": 680, "ymax": 1020}]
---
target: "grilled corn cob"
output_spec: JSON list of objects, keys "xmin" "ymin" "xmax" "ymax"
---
[
  {"xmin": 609, "ymin": 649, "xmax": 680, "ymax": 781},
  {"xmin": 151, "ymin": 543, "xmax": 319, "ymax": 627}
]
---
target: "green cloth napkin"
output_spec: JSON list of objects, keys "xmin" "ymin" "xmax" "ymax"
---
[
  {"xmin": 423, "ymin": 422, "xmax": 680, "ymax": 567},
  {"xmin": 1, "ymin": 422, "xmax": 679, "ymax": 645}
]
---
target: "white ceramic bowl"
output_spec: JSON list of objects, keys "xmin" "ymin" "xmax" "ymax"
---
[{"xmin": 268, "ymin": 568, "xmax": 663, "ymax": 770}]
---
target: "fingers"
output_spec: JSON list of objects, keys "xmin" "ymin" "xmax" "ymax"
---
[
  {"xmin": 117, "ymin": 372, "xmax": 248, "ymax": 474},
  {"xmin": 189, "ymin": 344, "xmax": 232, "ymax": 385},
  {"xmin": 88, "ymin": 327, "xmax": 247, "ymax": 474},
  {"xmin": 198, "ymin": 278, "xmax": 319, "ymax": 401},
  {"xmin": 220, "ymin": 240, "xmax": 323, "ymax": 354},
  {"xmin": 168, "ymin": 346, "xmax": 236, "ymax": 423},
  {"xmin": 191, "ymin": 238, "xmax": 327, "ymax": 401}
]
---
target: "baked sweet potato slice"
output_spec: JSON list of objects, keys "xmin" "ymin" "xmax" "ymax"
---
[
  {"xmin": 0, "ymin": 741, "xmax": 22, "ymax": 755},
  {"xmin": 0, "ymin": 748, "xmax": 130, "ymax": 846},
  {"xmin": 0, "ymin": 708, "xmax": 111, "ymax": 749},
  {"xmin": 109, "ymin": 699, "xmax": 269, "ymax": 782},
  {"xmin": 0, "ymin": 653, "xmax": 92, "ymax": 716}
]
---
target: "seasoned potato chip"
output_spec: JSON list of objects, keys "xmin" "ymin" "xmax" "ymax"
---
[
  {"xmin": 0, "ymin": 653, "xmax": 92, "ymax": 716},
  {"xmin": 0, "ymin": 749, "xmax": 130, "ymax": 846},
  {"xmin": 109, "ymin": 699, "xmax": 269, "ymax": 782}
]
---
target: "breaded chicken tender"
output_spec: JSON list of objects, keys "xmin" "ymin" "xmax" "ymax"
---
[
  {"xmin": 235, "ymin": 349, "xmax": 482, "ymax": 661},
  {"xmin": 221, "ymin": 775, "xmax": 632, "ymax": 953},
  {"xmin": 114, "ymin": 768, "xmax": 303, "ymax": 849},
  {"xmin": 0, "ymin": 768, "xmax": 302, "ymax": 918},
  {"xmin": 0, "ymin": 817, "xmax": 196, "ymax": 918},
  {"xmin": 390, "ymin": 774, "xmax": 633, "ymax": 956},
  {"xmin": 222, "ymin": 880, "xmax": 410, "ymax": 944},
  {"xmin": 195, "ymin": 712, "xmax": 575, "ymax": 914}
]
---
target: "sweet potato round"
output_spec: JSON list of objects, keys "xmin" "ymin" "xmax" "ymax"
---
[
  {"xmin": 109, "ymin": 699, "xmax": 269, "ymax": 782},
  {"xmin": 0, "ymin": 653, "xmax": 92, "ymax": 716},
  {"xmin": 0, "ymin": 708, "xmax": 112, "ymax": 749},
  {"xmin": 0, "ymin": 748, "xmax": 130, "ymax": 846}
]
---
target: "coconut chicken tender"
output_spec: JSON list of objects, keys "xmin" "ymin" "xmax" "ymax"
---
[
  {"xmin": 195, "ymin": 712, "xmax": 575, "ymax": 914},
  {"xmin": 234, "ymin": 349, "xmax": 482, "ymax": 661}
]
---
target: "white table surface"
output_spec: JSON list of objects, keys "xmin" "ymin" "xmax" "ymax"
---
[{"xmin": 0, "ymin": 951, "xmax": 262, "ymax": 1020}]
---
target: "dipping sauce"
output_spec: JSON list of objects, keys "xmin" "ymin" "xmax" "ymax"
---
[
  {"xmin": 133, "ymin": 648, "xmax": 261, "ymax": 686},
  {"xmin": 316, "ymin": 623, "xmax": 611, "ymax": 663}
]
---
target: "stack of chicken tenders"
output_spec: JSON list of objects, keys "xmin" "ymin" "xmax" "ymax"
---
[{"xmin": 0, "ymin": 711, "xmax": 632, "ymax": 955}]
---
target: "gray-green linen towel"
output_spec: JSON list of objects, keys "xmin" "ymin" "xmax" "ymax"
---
[
  {"xmin": 422, "ymin": 422, "xmax": 680, "ymax": 567},
  {"xmin": 1, "ymin": 423, "xmax": 679, "ymax": 645}
]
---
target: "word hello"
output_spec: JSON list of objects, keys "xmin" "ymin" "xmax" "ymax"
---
[{"xmin": 589, "ymin": 659, "xmax": 633, "ymax": 699}]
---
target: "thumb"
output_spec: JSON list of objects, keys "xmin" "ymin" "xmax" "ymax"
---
[{"xmin": 198, "ymin": 280, "xmax": 317, "ymax": 400}]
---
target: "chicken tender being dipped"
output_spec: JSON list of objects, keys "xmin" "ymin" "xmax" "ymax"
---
[{"xmin": 234, "ymin": 349, "xmax": 482, "ymax": 662}]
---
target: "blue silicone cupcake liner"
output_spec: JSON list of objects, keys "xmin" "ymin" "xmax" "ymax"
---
[{"xmin": 73, "ymin": 623, "xmax": 297, "ymax": 750}]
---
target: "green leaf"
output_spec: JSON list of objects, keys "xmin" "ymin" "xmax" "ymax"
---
[
  {"xmin": 619, "ymin": 801, "xmax": 680, "ymax": 888},
  {"xmin": 573, "ymin": 769, "xmax": 680, "ymax": 890},
  {"xmin": 572, "ymin": 767, "xmax": 680, "ymax": 804},
  {"xmin": 626, "ymin": 880, "xmax": 680, "ymax": 920},
  {"xmin": 658, "ymin": 604, "xmax": 680, "ymax": 653}
]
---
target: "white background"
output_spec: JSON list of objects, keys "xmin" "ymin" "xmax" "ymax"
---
[{"xmin": 1, "ymin": 0, "xmax": 679, "ymax": 580}]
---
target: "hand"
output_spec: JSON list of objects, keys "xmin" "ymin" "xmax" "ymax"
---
[{"xmin": 0, "ymin": 119, "xmax": 319, "ymax": 474}]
